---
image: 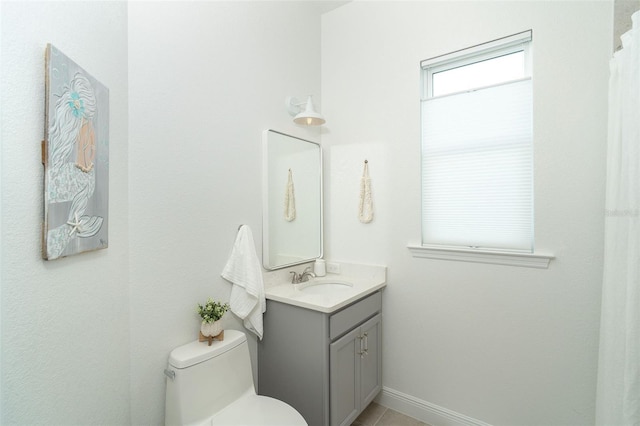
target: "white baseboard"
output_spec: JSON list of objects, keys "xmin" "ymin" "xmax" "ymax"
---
[{"xmin": 374, "ymin": 386, "xmax": 492, "ymax": 426}]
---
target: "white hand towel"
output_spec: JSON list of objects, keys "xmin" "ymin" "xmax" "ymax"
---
[{"xmin": 221, "ymin": 225, "xmax": 266, "ymax": 340}]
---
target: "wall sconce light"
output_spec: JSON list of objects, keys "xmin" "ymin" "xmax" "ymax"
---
[{"xmin": 286, "ymin": 95, "xmax": 326, "ymax": 126}]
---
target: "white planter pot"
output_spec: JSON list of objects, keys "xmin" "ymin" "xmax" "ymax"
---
[{"xmin": 200, "ymin": 320, "xmax": 223, "ymax": 337}]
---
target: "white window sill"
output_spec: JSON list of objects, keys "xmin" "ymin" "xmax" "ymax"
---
[{"xmin": 407, "ymin": 245, "xmax": 554, "ymax": 269}]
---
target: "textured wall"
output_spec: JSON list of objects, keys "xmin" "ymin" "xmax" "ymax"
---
[
  {"xmin": 127, "ymin": 2, "xmax": 324, "ymax": 424},
  {"xmin": 322, "ymin": 2, "xmax": 611, "ymax": 424},
  {"xmin": 1, "ymin": 1, "xmax": 617, "ymax": 424},
  {"xmin": 0, "ymin": 2, "xmax": 130, "ymax": 424}
]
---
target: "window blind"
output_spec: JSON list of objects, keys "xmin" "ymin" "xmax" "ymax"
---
[{"xmin": 421, "ymin": 78, "xmax": 533, "ymax": 251}]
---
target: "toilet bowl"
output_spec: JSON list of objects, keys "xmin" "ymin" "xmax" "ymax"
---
[{"xmin": 165, "ymin": 329, "xmax": 306, "ymax": 426}]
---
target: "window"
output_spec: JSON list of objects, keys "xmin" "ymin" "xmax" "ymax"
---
[{"xmin": 420, "ymin": 31, "xmax": 533, "ymax": 253}]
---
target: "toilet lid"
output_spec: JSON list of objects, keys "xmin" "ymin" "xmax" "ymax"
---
[{"xmin": 207, "ymin": 394, "xmax": 307, "ymax": 426}]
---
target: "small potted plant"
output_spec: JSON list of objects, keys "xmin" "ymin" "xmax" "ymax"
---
[{"xmin": 197, "ymin": 298, "xmax": 229, "ymax": 339}]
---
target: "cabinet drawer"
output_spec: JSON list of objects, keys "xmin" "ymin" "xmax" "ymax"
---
[{"xmin": 330, "ymin": 291, "xmax": 381, "ymax": 340}]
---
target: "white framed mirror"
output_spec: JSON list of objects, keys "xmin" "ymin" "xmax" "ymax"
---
[{"xmin": 262, "ymin": 129, "xmax": 323, "ymax": 270}]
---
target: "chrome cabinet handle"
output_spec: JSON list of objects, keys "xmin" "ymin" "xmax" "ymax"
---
[
  {"xmin": 358, "ymin": 333, "xmax": 369, "ymax": 358},
  {"xmin": 357, "ymin": 334, "xmax": 365, "ymax": 357}
]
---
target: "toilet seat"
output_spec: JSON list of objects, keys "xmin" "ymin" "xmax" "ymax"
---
[{"xmin": 207, "ymin": 394, "xmax": 307, "ymax": 425}]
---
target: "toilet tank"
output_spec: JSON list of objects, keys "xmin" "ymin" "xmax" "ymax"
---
[{"xmin": 165, "ymin": 330, "xmax": 255, "ymax": 426}]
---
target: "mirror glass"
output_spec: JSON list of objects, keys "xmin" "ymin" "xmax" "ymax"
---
[{"xmin": 262, "ymin": 129, "xmax": 323, "ymax": 270}]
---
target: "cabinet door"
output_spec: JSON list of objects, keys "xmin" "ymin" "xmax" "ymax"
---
[
  {"xmin": 359, "ymin": 313, "xmax": 382, "ymax": 408},
  {"xmin": 330, "ymin": 326, "xmax": 361, "ymax": 426}
]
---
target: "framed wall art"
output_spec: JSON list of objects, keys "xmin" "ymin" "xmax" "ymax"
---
[{"xmin": 42, "ymin": 44, "xmax": 109, "ymax": 260}]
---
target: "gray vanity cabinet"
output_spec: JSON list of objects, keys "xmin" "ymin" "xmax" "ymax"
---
[
  {"xmin": 258, "ymin": 291, "xmax": 382, "ymax": 426},
  {"xmin": 330, "ymin": 313, "xmax": 382, "ymax": 426}
]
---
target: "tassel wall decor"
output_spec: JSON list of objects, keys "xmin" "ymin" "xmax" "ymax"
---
[
  {"xmin": 358, "ymin": 160, "xmax": 373, "ymax": 223},
  {"xmin": 284, "ymin": 168, "xmax": 296, "ymax": 222}
]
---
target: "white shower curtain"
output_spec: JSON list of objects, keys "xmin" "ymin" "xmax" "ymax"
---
[{"xmin": 596, "ymin": 11, "xmax": 640, "ymax": 426}]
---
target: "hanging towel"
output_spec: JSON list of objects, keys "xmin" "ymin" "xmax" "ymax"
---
[
  {"xmin": 221, "ymin": 225, "xmax": 266, "ymax": 340},
  {"xmin": 284, "ymin": 168, "xmax": 296, "ymax": 222},
  {"xmin": 359, "ymin": 161, "xmax": 374, "ymax": 223}
]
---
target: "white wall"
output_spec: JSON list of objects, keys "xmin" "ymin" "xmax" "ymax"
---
[
  {"xmin": 0, "ymin": 1, "xmax": 615, "ymax": 424},
  {"xmin": 0, "ymin": 2, "xmax": 130, "ymax": 424},
  {"xmin": 127, "ymin": 2, "xmax": 325, "ymax": 423},
  {"xmin": 322, "ymin": 2, "xmax": 612, "ymax": 425},
  {"xmin": 1, "ymin": 1, "xmax": 330, "ymax": 423}
]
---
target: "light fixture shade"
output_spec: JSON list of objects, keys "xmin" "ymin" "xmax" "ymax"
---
[{"xmin": 293, "ymin": 96, "xmax": 326, "ymax": 126}]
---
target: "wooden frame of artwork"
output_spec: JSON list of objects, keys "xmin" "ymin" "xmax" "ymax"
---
[{"xmin": 42, "ymin": 44, "xmax": 109, "ymax": 260}]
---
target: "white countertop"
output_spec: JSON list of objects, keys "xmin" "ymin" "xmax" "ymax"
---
[{"xmin": 262, "ymin": 261, "xmax": 387, "ymax": 313}]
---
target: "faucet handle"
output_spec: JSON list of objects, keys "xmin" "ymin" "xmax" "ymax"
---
[
  {"xmin": 299, "ymin": 266, "xmax": 316, "ymax": 283},
  {"xmin": 290, "ymin": 271, "xmax": 300, "ymax": 284}
]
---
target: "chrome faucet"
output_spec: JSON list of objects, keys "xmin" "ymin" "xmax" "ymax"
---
[{"xmin": 290, "ymin": 266, "xmax": 316, "ymax": 284}]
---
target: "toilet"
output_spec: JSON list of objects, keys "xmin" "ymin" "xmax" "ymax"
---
[{"xmin": 165, "ymin": 329, "xmax": 307, "ymax": 426}]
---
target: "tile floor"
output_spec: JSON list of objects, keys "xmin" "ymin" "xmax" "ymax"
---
[{"xmin": 351, "ymin": 402, "xmax": 430, "ymax": 426}]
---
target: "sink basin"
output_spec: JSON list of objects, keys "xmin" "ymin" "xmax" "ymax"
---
[{"xmin": 295, "ymin": 279, "xmax": 354, "ymax": 294}]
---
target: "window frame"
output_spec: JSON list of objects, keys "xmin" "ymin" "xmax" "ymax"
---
[
  {"xmin": 410, "ymin": 30, "xmax": 554, "ymax": 268},
  {"xmin": 421, "ymin": 31, "xmax": 533, "ymax": 100}
]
